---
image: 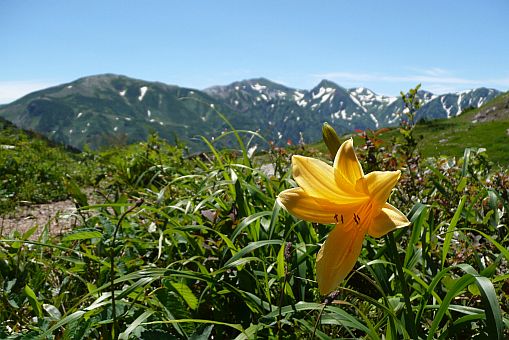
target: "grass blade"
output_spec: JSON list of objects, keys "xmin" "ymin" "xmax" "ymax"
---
[{"xmin": 441, "ymin": 195, "xmax": 466, "ymax": 269}]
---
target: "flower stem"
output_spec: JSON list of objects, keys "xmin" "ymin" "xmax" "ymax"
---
[
  {"xmin": 109, "ymin": 199, "xmax": 143, "ymax": 339},
  {"xmin": 386, "ymin": 232, "xmax": 419, "ymax": 339}
]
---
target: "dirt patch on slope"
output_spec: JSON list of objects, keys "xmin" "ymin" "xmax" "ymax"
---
[
  {"xmin": 0, "ymin": 199, "xmax": 81, "ymax": 240},
  {"xmin": 0, "ymin": 189, "xmax": 100, "ymax": 240},
  {"xmin": 473, "ymin": 96, "xmax": 509, "ymax": 123}
]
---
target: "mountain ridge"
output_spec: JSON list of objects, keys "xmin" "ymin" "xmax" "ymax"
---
[{"xmin": 0, "ymin": 74, "xmax": 501, "ymax": 150}]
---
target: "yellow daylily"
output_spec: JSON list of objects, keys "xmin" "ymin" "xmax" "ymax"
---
[{"xmin": 277, "ymin": 138, "xmax": 410, "ymax": 295}]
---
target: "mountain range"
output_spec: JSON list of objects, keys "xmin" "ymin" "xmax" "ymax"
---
[{"xmin": 0, "ymin": 74, "xmax": 501, "ymax": 150}]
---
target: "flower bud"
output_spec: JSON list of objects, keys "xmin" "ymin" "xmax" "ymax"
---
[{"xmin": 322, "ymin": 122, "xmax": 341, "ymax": 159}]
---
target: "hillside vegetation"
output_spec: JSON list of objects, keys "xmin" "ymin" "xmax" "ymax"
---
[
  {"xmin": 0, "ymin": 88, "xmax": 508, "ymax": 339},
  {"xmin": 0, "ymin": 74, "xmax": 500, "ymax": 151},
  {"xmin": 0, "ymin": 117, "xmax": 97, "ymax": 213},
  {"xmin": 314, "ymin": 91, "xmax": 509, "ymax": 166},
  {"xmin": 402, "ymin": 90, "xmax": 509, "ymax": 165}
]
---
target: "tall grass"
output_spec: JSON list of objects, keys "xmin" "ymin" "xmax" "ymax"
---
[{"xmin": 0, "ymin": 110, "xmax": 508, "ymax": 338}]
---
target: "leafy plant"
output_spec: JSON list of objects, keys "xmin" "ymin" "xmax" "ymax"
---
[{"xmin": 0, "ymin": 102, "xmax": 507, "ymax": 338}]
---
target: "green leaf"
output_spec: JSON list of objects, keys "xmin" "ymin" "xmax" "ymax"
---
[
  {"xmin": 474, "ymin": 275, "xmax": 504, "ymax": 339},
  {"xmin": 468, "ymin": 283, "xmax": 480, "ymax": 296},
  {"xmin": 234, "ymin": 179, "xmax": 250, "ymax": 219},
  {"xmin": 142, "ymin": 319, "xmax": 244, "ymax": 334},
  {"xmin": 24, "ymin": 284, "xmax": 42, "ymax": 318},
  {"xmin": 260, "ymin": 301, "xmax": 324, "ymax": 321},
  {"xmin": 230, "ymin": 211, "xmax": 272, "ymax": 242},
  {"xmin": 462, "ymin": 228, "xmax": 509, "ymax": 262},
  {"xmin": 267, "ymin": 200, "xmax": 281, "ymax": 240},
  {"xmin": 43, "ymin": 304, "xmax": 62, "ymax": 320},
  {"xmin": 427, "ymin": 265, "xmax": 503, "ymax": 340},
  {"xmin": 456, "ymin": 177, "xmax": 467, "ymax": 192},
  {"xmin": 119, "ymin": 310, "xmax": 155, "ymax": 340},
  {"xmin": 442, "ymin": 195, "xmax": 466, "ymax": 268},
  {"xmin": 62, "ymin": 230, "xmax": 102, "ymax": 241},
  {"xmin": 41, "ymin": 311, "xmax": 86, "ymax": 337},
  {"xmin": 233, "ymin": 323, "xmax": 263, "ymax": 340},
  {"xmin": 170, "ymin": 282, "xmax": 199, "ymax": 310},
  {"xmin": 224, "ymin": 240, "xmax": 283, "ymax": 267},
  {"xmin": 461, "ymin": 148, "xmax": 471, "ymax": 177},
  {"xmin": 324, "ymin": 306, "xmax": 376, "ymax": 337},
  {"xmin": 404, "ymin": 203, "xmax": 427, "ymax": 267},
  {"xmin": 276, "ymin": 244, "xmax": 285, "ymax": 279},
  {"xmin": 190, "ymin": 324, "xmax": 214, "ymax": 340},
  {"xmin": 487, "ymin": 190, "xmax": 500, "ymax": 226},
  {"xmin": 64, "ymin": 176, "xmax": 88, "ymax": 207},
  {"xmin": 22, "ymin": 225, "xmax": 38, "ymax": 241}
]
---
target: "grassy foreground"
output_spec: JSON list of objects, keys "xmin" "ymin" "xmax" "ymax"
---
[{"xmin": 0, "ymin": 103, "xmax": 509, "ymax": 338}]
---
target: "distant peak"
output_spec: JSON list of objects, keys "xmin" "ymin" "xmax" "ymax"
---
[
  {"xmin": 245, "ymin": 77, "xmax": 271, "ymax": 83},
  {"xmin": 75, "ymin": 73, "xmax": 126, "ymax": 81},
  {"xmin": 315, "ymin": 79, "xmax": 341, "ymax": 89},
  {"xmin": 241, "ymin": 77, "xmax": 287, "ymax": 88}
]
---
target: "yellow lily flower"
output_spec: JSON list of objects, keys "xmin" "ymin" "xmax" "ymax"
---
[{"xmin": 277, "ymin": 138, "xmax": 410, "ymax": 295}]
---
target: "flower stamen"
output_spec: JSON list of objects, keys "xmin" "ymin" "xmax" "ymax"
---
[{"xmin": 334, "ymin": 214, "xmax": 345, "ymax": 224}]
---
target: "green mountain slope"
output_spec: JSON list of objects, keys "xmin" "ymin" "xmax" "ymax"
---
[
  {"xmin": 0, "ymin": 117, "xmax": 88, "ymax": 212},
  {"xmin": 414, "ymin": 91, "xmax": 509, "ymax": 165},
  {"xmin": 0, "ymin": 74, "xmax": 501, "ymax": 151},
  {"xmin": 339, "ymin": 91, "xmax": 509, "ymax": 166},
  {"xmin": 0, "ymin": 74, "xmax": 231, "ymax": 150}
]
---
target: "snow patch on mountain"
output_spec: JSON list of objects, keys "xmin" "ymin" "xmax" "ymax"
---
[
  {"xmin": 293, "ymin": 91, "xmax": 304, "ymax": 101},
  {"xmin": 349, "ymin": 93, "xmax": 367, "ymax": 112},
  {"xmin": 251, "ymin": 83, "xmax": 266, "ymax": 92},
  {"xmin": 138, "ymin": 86, "xmax": 148, "ymax": 101},
  {"xmin": 441, "ymin": 97, "xmax": 453, "ymax": 118},
  {"xmin": 312, "ymin": 87, "xmax": 335, "ymax": 100},
  {"xmin": 370, "ymin": 114, "xmax": 379, "ymax": 128},
  {"xmin": 457, "ymin": 94, "xmax": 463, "ymax": 116},
  {"xmin": 297, "ymin": 99, "xmax": 308, "ymax": 107}
]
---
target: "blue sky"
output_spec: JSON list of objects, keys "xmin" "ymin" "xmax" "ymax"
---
[{"xmin": 1, "ymin": 0, "xmax": 508, "ymax": 103}]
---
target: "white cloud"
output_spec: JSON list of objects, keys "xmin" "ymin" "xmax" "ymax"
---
[{"xmin": 0, "ymin": 80, "xmax": 58, "ymax": 104}]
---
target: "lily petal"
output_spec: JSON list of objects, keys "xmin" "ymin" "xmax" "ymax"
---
[
  {"xmin": 368, "ymin": 203, "xmax": 411, "ymax": 238},
  {"xmin": 334, "ymin": 138, "xmax": 364, "ymax": 193},
  {"xmin": 292, "ymin": 155, "xmax": 363, "ymax": 202},
  {"xmin": 316, "ymin": 221, "xmax": 366, "ymax": 294},
  {"xmin": 278, "ymin": 188, "xmax": 360, "ymax": 224},
  {"xmin": 363, "ymin": 170, "xmax": 401, "ymax": 210}
]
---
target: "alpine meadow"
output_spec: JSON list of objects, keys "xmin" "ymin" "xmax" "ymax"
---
[{"xmin": 0, "ymin": 80, "xmax": 508, "ymax": 339}]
